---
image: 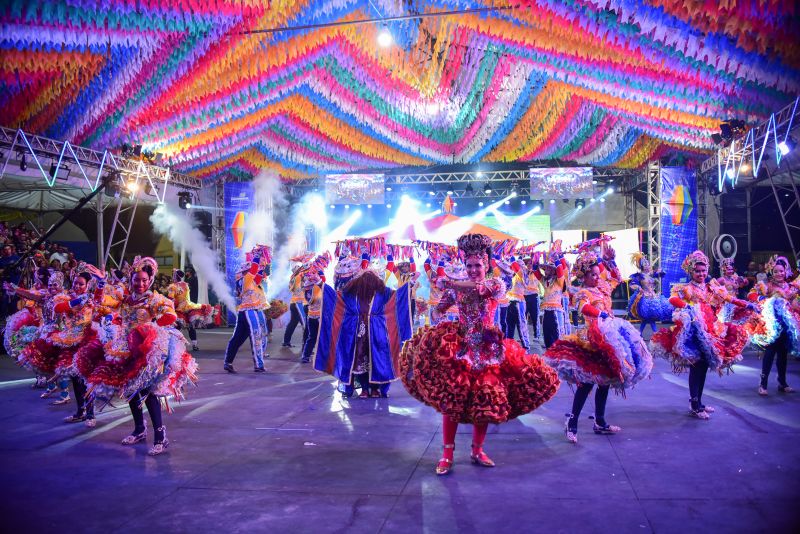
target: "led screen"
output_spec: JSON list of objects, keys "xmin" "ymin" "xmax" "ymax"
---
[
  {"xmin": 529, "ymin": 167, "xmax": 594, "ymax": 199},
  {"xmin": 325, "ymin": 173, "xmax": 385, "ymax": 204}
]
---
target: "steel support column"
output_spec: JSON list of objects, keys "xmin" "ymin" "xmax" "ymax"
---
[{"xmin": 646, "ymin": 161, "xmax": 662, "ymax": 269}]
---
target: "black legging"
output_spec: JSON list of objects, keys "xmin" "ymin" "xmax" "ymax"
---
[
  {"xmin": 129, "ymin": 390, "xmax": 164, "ymax": 443},
  {"xmin": 688, "ymin": 360, "xmax": 710, "ymax": 411},
  {"xmin": 567, "ymin": 383, "xmax": 610, "ymax": 432},
  {"xmin": 186, "ymin": 324, "xmax": 197, "ymax": 341},
  {"xmin": 70, "ymin": 377, "xmax": 94, "ymax": 418},
  {"xmin": 761, "ymin": 332, "xmax": 789, "ymax": 389}
]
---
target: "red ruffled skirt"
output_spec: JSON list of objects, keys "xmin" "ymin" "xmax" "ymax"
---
[
  {"xmin": 177, "ymin": 304, "xmax": 213, "ymax": 328},
  {"xmin": 397, "ymin": 321, "xmax": 560, "ymax": 424}
]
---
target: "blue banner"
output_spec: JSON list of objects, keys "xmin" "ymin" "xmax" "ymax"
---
[
  {"xmin": 224, "ymin": 182, "xmax": 254, "ymax": 322},
  {"xmin": 660, "ymin": 167, "xmax": 698, "ymax": 296}
]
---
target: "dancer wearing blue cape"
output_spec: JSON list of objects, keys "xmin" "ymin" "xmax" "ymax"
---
[{"xmin": 314, "ymin": 259, "xmax": 413, "ymax": 398}]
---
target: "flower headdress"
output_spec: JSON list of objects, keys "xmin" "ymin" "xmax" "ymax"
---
[
  {"xmin": 719, "ymin": 257, "xmax": 735, "ymax": 271},
  {"xmin": 457, "ymin": 233, "xmax": 492, "ymax": 264},
  {"xmin": 765, "ymin": 254, "xmax": 792, "ymax": 277},
  {"xmin": 681, "ymin": 250, "xmax": 709, "ymax": 274},
  {"xmin": 573, "ymin": 251, "xmax": 600, "ymax": 278},
  {"xmin": 48, "ymin": 270, "xmax": 64, "ymax": 288},
  {"xmin": 130, "ymin": 256, "xmax": 158, "ymax": 288}
]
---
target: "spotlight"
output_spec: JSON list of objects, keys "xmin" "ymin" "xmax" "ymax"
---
[
  {"xmin": 484, "ymin": 185, "xmax": 492, "ymax": 194},
  {"xmin": 532, "ymin": 200, "xmax": 545, "ymax": 211},
  {"xmin": 465, "ymin": 183, "xmax": 474, "ymax": 194},
  {"xmin": 607, "ymin": 186, "xmax": 614, "ymax": 194},
  {"xmin": 177, "ymin": 191, "xmax": 192, "ymax": 209},
  {"xmin": 386, "ymin": 203, "xmax": 392, "ymax": 209},
  {"xmin": 600, "ymin": 198, "xmax": 606, "ymax": 203},
  {"xmin": 126, "ymin": 180, "xmax": 139, "ymax": 193},
  {"xmin": 49, "ymin": 162, "xmax": 57, "ymax": 177},
  {"xmin": 476, "ymin": 171, "xmax": 484, "ymax": 178},
  {"xmin": 377, "ymin": 26, "xmax": 393, "ymax": 47},
  {"xmin": 592, "ymin": 180, "xmax": 598, "ymax": 185},
  {"xmin": 575, "ymin": 198, "xmax": 586, "ymax": 210},
  {"xmin": 590, "ymin": 197, "xmax": 596, "ymax": 202},
  {"xmin": 329, "ymin": 204, "xmax": 335, "ymax": 209},
  {"xmin": 510, "ymin": 191, "xmax": 517, "ymax": 198},
  {"xmin": 344, "ymin": 204, "xmax": 350, "ymax": 210},
  {"xmin": 18, "ymin": 151, "xmax": 27, "ymax": 172},
  {"xmin": 549, "ymin": 199, "xmax": 555, "ymax": 204},
  {"xmin": 521, "ymin": 200, "xmax": 527, "ymax": 205},
  {"xmin": 478, "ymin": 201, "xmax": 484, "ymax": 207},
  {"xmin": 453, "ymin": 202, "xmax": 458, "ymax": 206},
  {"xmin": 401, "ymin": 193, "xmax": 410, "ymax": 200},
  {"xmin": 778, "ymin": 136, "xmax": 796, "ymax": 155},
  {"xmin": 725, "ymin": 168, "xmax": 736, "ymax": 180},
  {"xmin": 446, "ymin": 189, "xmax": 453, "ymax": 195},
  {"xmin": 504, "ymin": 200, "xmax": 510, "ymax": 205},
  {"xmin": 386, "ymin": 186, "xmax": 392, "ymax": 192},
  {"xmin": 426, "ymin": 202, "xmax": 431, "ymax": 207},
  {"xmin": 428, "ymin": 190, "xmax": 435, "ymax": 196},
  {"xmin": 367, "ymin": 204, "xmax": 372, "ymax": 209}
]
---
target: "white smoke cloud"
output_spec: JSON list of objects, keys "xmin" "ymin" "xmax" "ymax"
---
[
  {"xmin": 268, "ymin": 192, "xmax": 329, "ymax": 298},
  {"xmin": 242, "ymin": 171, "xmax": 288, "ymax": 253},
  {"xmin": 149, "ymin": 203, "xmax": 236, "ymax": 310}
]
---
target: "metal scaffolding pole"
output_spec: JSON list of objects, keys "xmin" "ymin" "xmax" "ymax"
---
[{"xmin": 646, "ymin": 161, "xmax": 662, "ymax": 269}]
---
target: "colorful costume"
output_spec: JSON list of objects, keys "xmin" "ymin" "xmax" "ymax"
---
[
  {"xmin": 399, "ymin": 263, "xmax": 558, "ymax": 424},
  {"xmin": 716, "ymin": 258, "xmax": 750, "ymax": 325},
  {"xmin": 649, "ymin": 250, "xmax": 752, "ymax": 418},
  {"xmin": 626, "ymin": 252, "xmax": 673, "ymax": 333},
  {"xmin": 3, "ymin": 286, "xmax": 45, "ymax": 360},
  {"xmin": 224, "ymin": 253, "xmax": 269, "ymax": 371},
  {"xmin": 166, "ymin": 270, "xmax": 213, "ymax": 351},
  {"xmin": 315, "ymin": 270, "xmax": 413, "ymax": 397},
  {"xmin": 748, "ymin": 255, "xmax": 799, "ymax": 393},
  {"xmin": 536, "ymin": 252, "xmax": 571, "ymax": 348}
]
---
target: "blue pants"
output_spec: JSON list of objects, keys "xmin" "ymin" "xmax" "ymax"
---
[
  {"xmin": 506, "ymin": 300, "xmax": 530, "ymax": 349},
  {"xmin": 225, "ymin": 310, "xmax": 268, "ymax": 369},
  {"xmin": 301, "ymin": 317, "xmax": 319, "ymax": 361}
]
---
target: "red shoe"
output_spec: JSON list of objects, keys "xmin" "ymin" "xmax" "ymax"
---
[
  {"xmin": 436, "ymin": 444, "xmax": 455, "ymax": 475},
  {"xmin": 470, "ymin": 445, "xmax": 495, "ymax": 467}
]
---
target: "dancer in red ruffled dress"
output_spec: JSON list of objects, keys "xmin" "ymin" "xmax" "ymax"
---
[
  {"xmin": 166, "ymin": 268, "xmax": 213, "ymax": 351},
  {"xmin": 398, "ymin": 234, "xmax": 560, "ymax": 475},
  {"xmin": 649, "ymin": 250, "xmax": 755, "ymax": 420},
  {"xmin": 75, "ymin": 257, "xmax": 198, "ymax": 455}
]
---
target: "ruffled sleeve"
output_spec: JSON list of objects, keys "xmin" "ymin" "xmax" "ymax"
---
[{"xmin": 479, "ymin": 277, "xmax": 506, "ymax": 299}]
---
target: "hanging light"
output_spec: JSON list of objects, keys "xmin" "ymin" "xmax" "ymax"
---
[
  {"xmin": 575, "ymin": 199, "xmax": 586, "ymax": 210},
  {"xmin": 377, "ymin": 26, "xmax": 393, "ymax": 47}
]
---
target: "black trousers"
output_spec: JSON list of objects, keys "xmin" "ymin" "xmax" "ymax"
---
[
  {"xmin": 524, "ymin": 294, "xmax": 540, "ymax": 338},
  {"xmin": 567, "ymin": 383, "xmax": 610, "ymax": 432},
  {"xmin": 283, "ymin": 303, "xmax": 304, "ymax": 345},
  {"xmin": 542, "ymin": 310, "xmax": 560, "ymax": 348},
  {"xmin": 761, "ymin": 332, "xmax": 789, "ymax": 388},
  {"xmin": 301, "ymin": 317, "xmax": 319, "ymax": 361},
  {"xmin": 186, "ymin": 324, "xmax": 197, "ymax": 341},
  {"xmin": 505, "ymin": 301, "xmax": 530, "ymax": 349},
  {"xmin": 129, "ymin": 389, "xmax": 164, "ymax": 442},
  {"xmin": 688, "ymin": 360, "xmax": 710, "ymax": 411}
]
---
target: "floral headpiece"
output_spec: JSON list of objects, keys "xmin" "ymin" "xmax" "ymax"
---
[
  {"xmin": 457, "ymin": 233, "xmax": 492, "ymax": 263},
  {"xmin": 573, "ymin": 251, "xmax": 600, "ymax": 278},
  {"xmin": 130, "ymin": 256, "xmax": 158, "ymax": 288},
  {"xmin": 681, "ymin": 250, "xmax": 709, "ymax": 274},
  {"xmin": 720, "ymin": 258, "xmax": 735, "ymax": 271},
  {"xmin": 765, "ymin": 254, "xmax": 792, "ymax": 277},
  {"xmin": 302, "ymin": 271, "xmax": 321, "ymax": 288},
  {"xmin": 48, "ymin": 270, "xmax": 65, "ymax": 288},
  {"xmin": 334, "ymin": 256, "xmax": 361, "ymax": 279},
  {"xmin": 444, "ymin": 260, "xmax": 469, "ymax": 281}
]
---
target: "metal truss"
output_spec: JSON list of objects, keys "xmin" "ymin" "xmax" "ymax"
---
[
  {"xmin": 212, "ymin": 182, "xmax": 225, "ymax": 254},
  {"xmin": 0, "ymin": 126, "xmax": 202, "ymax": 191},
  {"xmin": 287, "ymin": 166, "xmax": 640, "ymax": 199},
  {"xmin": 700, "ymin": 96, "xmax": 800, "ymax": 189},
  {"xmin": 697, "ymin": 179, "xmax": 708, "ymax": 256},
  {"xmin": 646, "ymin": 161, "xmax": 662, "ymax": 269}
]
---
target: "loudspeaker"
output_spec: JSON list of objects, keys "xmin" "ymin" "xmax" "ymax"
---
[
  {"xmin": 712, "ymin": 234, "xmax": 738, "ymax": 263},
  {"xmin": 719, "ymin": 190, "xmax": 749, "ymax": 259}
]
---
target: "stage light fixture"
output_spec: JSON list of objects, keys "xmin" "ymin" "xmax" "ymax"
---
[
  {"xmin": 607, "ymin": 186, "xmax": 614, "ymax": 194},
  {"xmin": 599, "ymin": 198, "xmax": 606, "ymax": 203},
  {"xmin": 590, "ymin": 197, "xmax": 596, "ymax": 202},
  {"xmin": 344, "ymin": 204, "xmax": 350, "ymax": 210},
  {"xmin": 18, "ymin": 151, "xmax": 27, "ymax": 171},
  {"xmin": 592, "ymin": 180, "xmax": 598, "ymax": 185},
  {"xmin": 575, "ymin": 199, "xmax": 586, "ymax": 210},
  {"xmin": 446, "ymin": 189, "xmax": 453, "ymax": 195},
  {"xmin": 426, "ymin": 202, "xmax": 431, "ymax": 207},
  {"xmin": 778, "ymin": 136, "xmax": 796, "ymax": 155},
  {"xmin": 478, "ymin": 201, "xmax": 484, "ymax": 207},
  {"xmin": 711, "ymin": 133, "xmax": 724, "ymax": 145},
  {"xmin": 377, "ymin": 26, "xmax": 393, "ymax": 47},
  {"xmin": 49, "ymin": 162, "xmax": 57, "ymax": 177},
  {"xmin": 386, "ymin": 186, "xmax": 392, "ymax": 191},
  {"xmin": 401, "ymin": 193, "xmax": 410, "ymax": 200},
  {"xmin": 521, "ymin": 200, "xmax": 527, "ymax": 205},
  {"xmin": 329, "ymin": 204, "xmax": 335, "ymax": 209},
  {"xmin": 725, "ymin": 168, "xmax": 736, "ymax": 180},
  {"xmin": 476, "ymin": 171, "xmax": 484, "ymax": 178},
  {"xmin": 549, "ymin": 199, "xmax": 555, "ymax": 204},
  {"xmin": 178, "ymin": 191, "xmax": 192, "ymax": 209},
  {"xmin": 484, "ymin": 185, "xmax": 492, "ymax": 194},
  {"xmin": 126, "ymin": 179, "xmax": 139, "ymax": 193},
  {"xmin": 465, "ymin": 183, "xmax": 474, "ymax": 193},
  {"xmin": 386, "ymin": 203, "xmax": 392, "ymax": 209},
  {"xmin": 453, "ymin": 202, "xmax": 458, "ymax": 207},
  {"xmin": 367, "ymin": 204, "xmax": 372, "ymax": 209},
  {"xmin": 504, "ymin": 200, "xmax": 510, "ymax": 205},
  {"xmin": 428, "ymin": 190, "xmax": 435, "ymax": 196}
]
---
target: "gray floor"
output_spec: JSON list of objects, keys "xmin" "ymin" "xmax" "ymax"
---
[{"xmin": 0, "ymin": 325, "xmax": 798, "ymax": 533}]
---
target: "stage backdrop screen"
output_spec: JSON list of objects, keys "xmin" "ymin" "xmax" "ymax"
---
[
  {"xmin": 325, "ymin": 173, "xmax": 385, "ymax": 205},
  {"xmin": 529, "ymin": 167, "xmax": 594, "ymax": 199}
]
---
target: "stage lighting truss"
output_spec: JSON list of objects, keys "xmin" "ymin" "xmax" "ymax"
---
[{"xmin": 701, "ymin": 96, "xmax": 799, "ymax": 190}]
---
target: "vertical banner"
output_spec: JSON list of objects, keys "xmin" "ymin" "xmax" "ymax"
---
[
  {"xmin": 660, "ymin": 167, "xmax": 698, "ymax": 296},
  {"xmin": 224, "ymin": 182, "xmax": 254, "ymax": 322}
]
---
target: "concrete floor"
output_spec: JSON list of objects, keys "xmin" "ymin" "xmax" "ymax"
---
[{"xmin": 0, "ymin": 325, "xmax": 798, "ymax": 534}]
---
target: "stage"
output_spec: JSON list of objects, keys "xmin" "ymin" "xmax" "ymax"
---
[{"xmin": 1, "ymin": 326, "xmax": 798, "ymax": 533}]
